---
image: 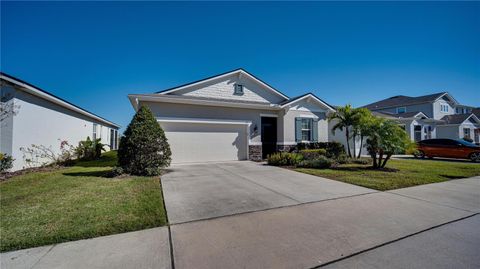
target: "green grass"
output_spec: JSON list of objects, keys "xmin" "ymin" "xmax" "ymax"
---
[
  {"xmin": 295, "ymin": 159, "xmax": 480, "ymax": 191},
  {"xmin": 0, "ymin": 151, "xmax": 167, "ymax": 252}
]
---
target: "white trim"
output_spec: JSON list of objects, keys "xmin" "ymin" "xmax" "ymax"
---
[
  {"xmin": 434, "ymin": 92, "xmax": 459, "ymax": 105},
  {"xmin": 413, "ymin": 112, "xmax": 428, "ymax": 118},
  {"xmin": 299, "ymin": 114, "xmax": 318, "ymax": 119},
  {"xmin": 1, "ymin": 74, "xmax": 120, "ymax": 128},
  {"xmin": 158, "ymin": 69, "xmax": 289, "ymax": 100},
  {"xmin": 249, "ymin": 141, "xmax": 262, "ymax": 146},
  {"xmin": 129, "ymin": 94, "xmax": 281, "ymax": 111},
  {"xmin": 280, "ymin": 93, "xmax": 335, "ymax": 112},
  {"xmin": 156, "ymin": 117, "xmax": 252, "ymax": 125},
  {"xmin": 260, "ymin": 113, "xmax": 278, "ymax": 118},
  {"xmin": 289, "ymin": 108, "xmax": 326, "ymax": 113}
]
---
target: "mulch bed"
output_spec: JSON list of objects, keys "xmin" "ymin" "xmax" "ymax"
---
[{"xmin": 0, "ymin": 166, "xmax": 66, "ymax": 182}]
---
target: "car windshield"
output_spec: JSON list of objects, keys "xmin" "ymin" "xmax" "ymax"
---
[{"xmin": 456, "ymin": 139, "xmax": 478, "ymax": 147}]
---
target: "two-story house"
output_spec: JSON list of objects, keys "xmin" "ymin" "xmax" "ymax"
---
[{"xmin": 363, "ymin": 92, "xmax": 480, "ymax": 144}]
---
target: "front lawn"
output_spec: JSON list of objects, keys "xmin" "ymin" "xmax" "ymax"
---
[
  {"xmin": 295, "ymin": 158, "xmax": 480, "ymax": 191},
  {"xmin": 0, "ymin": 151, "xmax": 167, "ymax": 252}
]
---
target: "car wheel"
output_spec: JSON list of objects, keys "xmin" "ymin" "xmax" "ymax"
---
[
  {"xmin": 414, "ymin": 150, "xmax": 425, "ymax": 159},
  {"xmin": 470, "ymin": 152, "xmax": 480, "ymax": 163}
]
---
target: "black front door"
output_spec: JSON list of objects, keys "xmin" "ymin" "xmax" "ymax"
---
[{"xmin": 261, "ymin": 117, "xmax": 277, "ymax": 159}]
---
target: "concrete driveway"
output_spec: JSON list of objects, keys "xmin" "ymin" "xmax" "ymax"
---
[{"xmin": 161, "ymin": 161, "xmax": 376, "ymax": 224}]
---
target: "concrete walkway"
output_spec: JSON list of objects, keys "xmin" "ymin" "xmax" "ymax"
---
[{"xmin": 1, "ymin": 162, "xmax": 479, "ymax": 269}]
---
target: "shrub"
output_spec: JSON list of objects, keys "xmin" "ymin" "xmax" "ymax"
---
[
  {"xmin": 106, "ymin": 166, "xmax": 124, "ymax": 178},
  {"xmin": 76, "ymin": 137, "xmax": 104, "ymax": 161},
  {"xmin": 463, "ymin": 136, "xmax": 474, "ymax": 143},
  {"xmin": 267, "ymin": 152, "xmax": 303, "ymax": 166},
  {"xmin": 0, "ymin": 153, "xmax": 14, "ymax": 172},
  {"xmin": 118, "ymin": 106, "xmax": 171, "ymax": 176},
  {"xmin": 299, "ymin": 149, "xmax": 327, "ymax": 160},
  {"xmin": 297, "ymin": 156, "xmax": 333, "ymax": 169},
  {"xmin": 20, "ymin": 140, "xmax": 77, "ymax": 168},
  {"xmin": 295, "ymin": 142, "xmax": 345, "ymax": 158},
  {"xmin": 335, "ymin": 153, "xmax": 349, "ymax": 164}
]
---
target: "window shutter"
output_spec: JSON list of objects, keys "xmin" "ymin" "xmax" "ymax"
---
[
  {"xmin": 312, "ymin": 119, "xmax": 318, "ymax": 142},
  {"xmin": 295, "ymin": 118, "xmax": 302, "ymax": 142}
]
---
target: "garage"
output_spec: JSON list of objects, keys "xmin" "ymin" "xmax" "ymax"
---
[{"xmin": 159, "ymin": 120, "xmax": 249, "ymax": 163}]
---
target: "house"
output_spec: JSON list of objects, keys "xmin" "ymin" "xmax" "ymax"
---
[
  {"xmin": 128, "ymin": 68, "xmax": 335, "ymax": 163},
  {"xmin": 1, "ymin": 72, "xmax": 120, "ymax": 171},
  {"xmin": 363, "ymin": 92, "xmax": 480, "ymax": 144}
]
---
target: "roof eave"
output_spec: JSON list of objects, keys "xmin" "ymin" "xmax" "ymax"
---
[
  {"xmin": 128, "ymin": 94, "xmax": 282, "ymax": 111},
  {"xmin": 1, "ymin": 73, "xmax": 120, "ymax": 128}
]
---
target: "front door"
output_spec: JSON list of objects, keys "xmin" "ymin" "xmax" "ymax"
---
[
  {"xmin": 261, "ymin": 117, "xmax": 277, "ymax": 159},
  {"xmin": 414, "ymin": 125, "xmax": 422, "ymax": 142}
]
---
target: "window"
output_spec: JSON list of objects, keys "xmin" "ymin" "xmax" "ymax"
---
[
  {"xmin": 440, "ymin": 104, "xmax": 449, "ymax": 112},
  {"xmin": 110, "ymin": 129, "xmax": 115, "ymax": 149},
  {"xmin": 93, "ymin": 124, "xmax": 98, "ymax": 140},
  {"xmin": 301, "ymin": 118, "xmax": 312, "ymax": 141},
  {"xmin": 234, "ymin": 84, "xmax": 244, "ymax": 95},
  {"xmin": 396, "ymin": 107, "xmax": 406, "ymax": 114},
  {"xmin": 464, "ymin": 128, "xmax": 471, "ymax": 139}
]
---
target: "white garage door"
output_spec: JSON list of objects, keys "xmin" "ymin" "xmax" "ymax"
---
[{"xmin": 160, "ymin": 121, "xmax": 248, "ymax": 163}]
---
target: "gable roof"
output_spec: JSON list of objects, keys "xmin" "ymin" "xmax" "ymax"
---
[
  {"xmin": 156, "ymin": 68, "xmax": 289, "ymax": 101},
  {"xmin": 1, "ymin": 72, "xmax": 120, "ymax": 128},
  {"xmin": 439, "ymin": 113, "xmax": 480, "ymax": 125},
  {"xmin": 363, "ymin": 92, "xmax": 457, "ymax": 110},
  {"xmin": 279, "ymin": 93, "xmax": 335, "ymax": 111}
]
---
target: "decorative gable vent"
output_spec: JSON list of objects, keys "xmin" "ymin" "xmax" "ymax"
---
[{"xmin": 234, "ymin": 84, "xmax": 244, "ymax": 95}]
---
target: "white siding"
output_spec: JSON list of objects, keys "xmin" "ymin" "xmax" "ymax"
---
[
  {"xmin": 169, "ymin": 74, "xmax": 286, "ymax": 104},
  {"xmin": 433, "ymin": 99, "xmax": 455, "ymax": 120},
  {"xmin": 7, "ymin": 89, "xmax": 116, "ymax": 171}
]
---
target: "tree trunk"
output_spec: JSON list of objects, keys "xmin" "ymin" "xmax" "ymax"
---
[
  {"xmin": 371, "ymin": 150, "xmax": 378, "ymax": 168},
  {"xmin": 357, "ymin": 135, "xmax": 364, "ymax": 158},
  {"xmin": 345, "ymin": 128, "xmax": 352, "ymax": 157},
  {"xmin": 352, "ymin": 131, "xmax": 357, "ymax": 159},
  {"xmin": 377, "ymin": 150, "xmax": 384, "ymax": 169},
  {"xmin": 381, "ymin": 154, "xmax": 392, "ymax": 168}
]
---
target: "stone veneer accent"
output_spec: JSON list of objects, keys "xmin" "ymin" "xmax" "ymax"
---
[
  {"xmin": 277, "ymin": 144, "xmax": 296, "ymax": 153},
  {"xmin": 248, "ymin": 145, "xmax": 262, "ymax": 161}
]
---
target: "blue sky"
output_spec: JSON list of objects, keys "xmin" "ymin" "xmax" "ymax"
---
[{"xmin": 1, "ymin": 2, "xmax": 479, "ymax": 130}]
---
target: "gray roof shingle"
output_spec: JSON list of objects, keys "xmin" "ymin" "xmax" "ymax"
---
[
  {"xmin": 363, "ymin": 92, "xmax": 447, "ymax": 110},
  {"xmin": 440, "ymin": 114, "xmax": 472, "ymax": 124}
]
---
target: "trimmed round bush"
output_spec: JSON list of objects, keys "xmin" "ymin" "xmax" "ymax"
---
[
  {"xmin": 297, "ymin": 156, "xmax": 332, "ymax": 169},
  {"xmin": 118, "ymin": 106, "xmax": 171, "ymax": 176}
]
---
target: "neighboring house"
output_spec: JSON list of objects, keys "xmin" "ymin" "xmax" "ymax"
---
[
  {"xmin": 128, "ymin": 68, "xmax": 335, "ymax": 163},
  {"xmin": 1, "ymin": 72, "xmax": 120, "ymax": 171},
  {"xmin": 363, "ymin": 92, "xmax": 480, "ymax": 144}
]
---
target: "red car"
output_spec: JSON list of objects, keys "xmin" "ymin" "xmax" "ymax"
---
[{"xmin": 414, "ymin": 139, "xmax": 480, "ymax": 162}]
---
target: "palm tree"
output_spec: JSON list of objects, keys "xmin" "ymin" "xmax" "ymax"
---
[
  {"xmin": 353, "ymin": 108, "xmax": 373, "ymax": 158},
  {"xmin": 328, "ymin": 105, "xmax": 360, "ymax": 157}
]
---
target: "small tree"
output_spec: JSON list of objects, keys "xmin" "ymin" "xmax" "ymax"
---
[
  {"xmin": 365, "ymin": 117, "xmax": 413, "ymax": 168},
  {"xmin": 354, "ymin": 108, "xmax": 374, "ymax": 158},
  {"xmin": 328, "ymin": 105, "xmax": 361, "ymax": 158},
  {"xmin": 118, "ymin": 106, "xmax": 171, "ymax": 176}
]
